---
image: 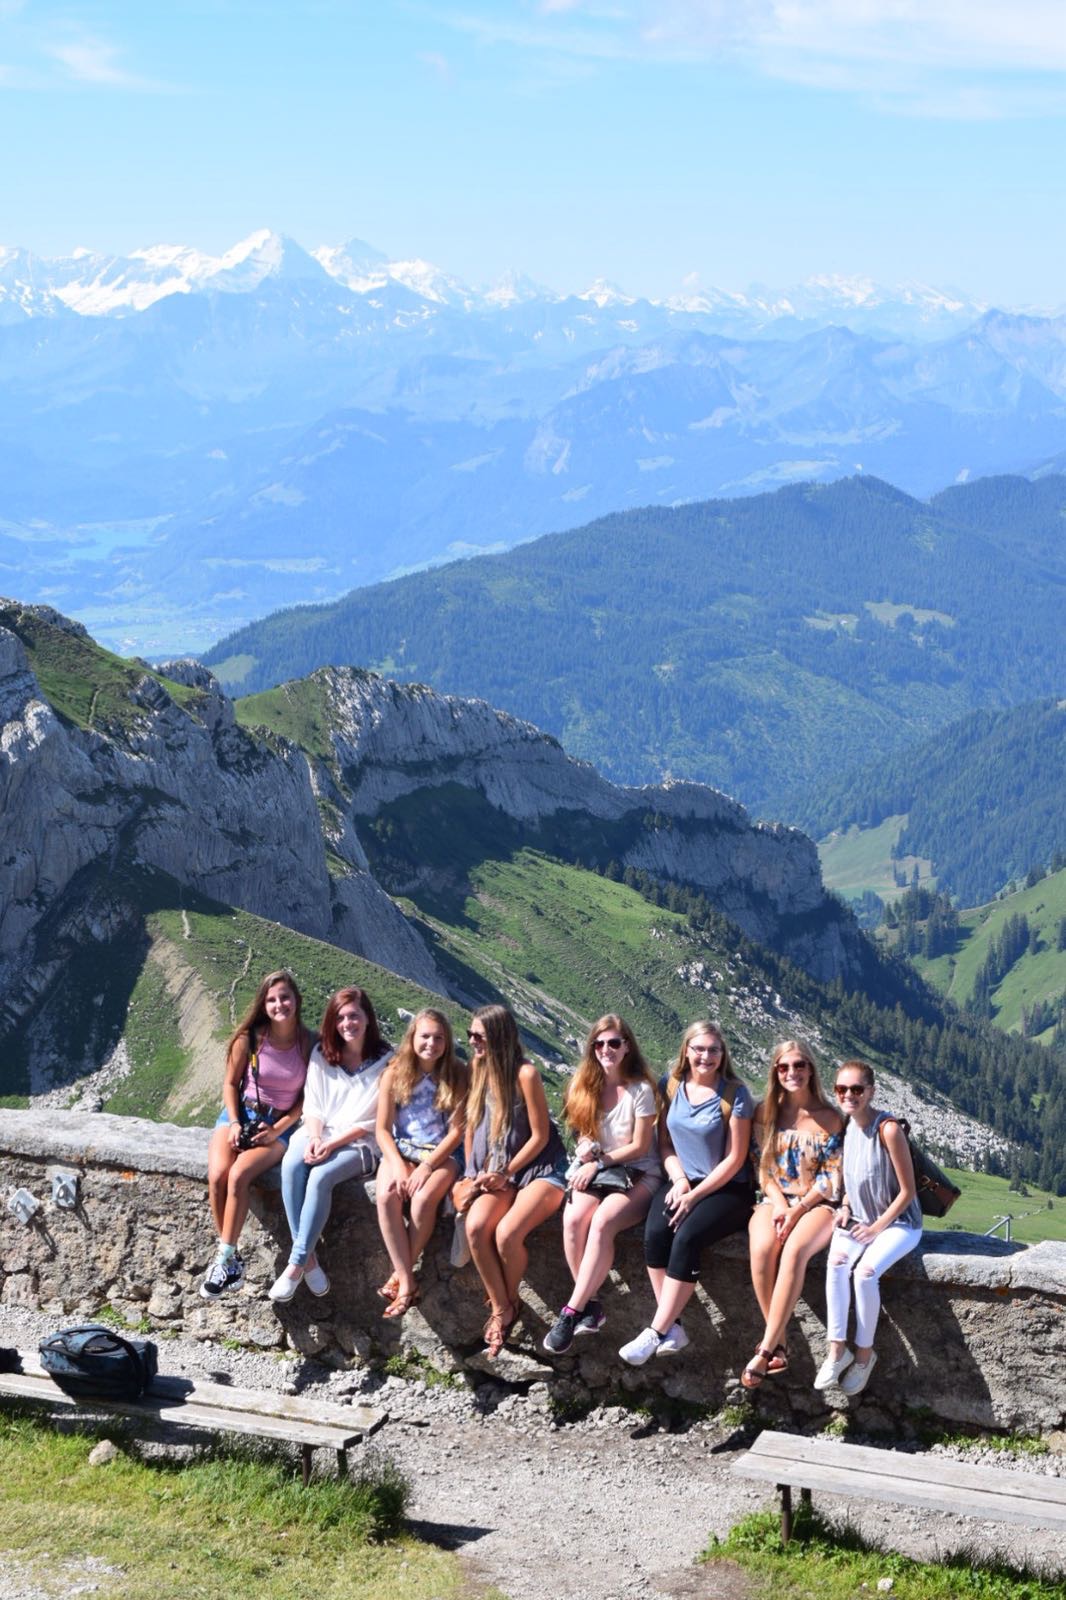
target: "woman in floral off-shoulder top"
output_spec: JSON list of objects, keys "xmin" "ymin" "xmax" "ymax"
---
[{"xmin": 741, "ymin": 1039, "xmax": 843, "ymax": 1389}]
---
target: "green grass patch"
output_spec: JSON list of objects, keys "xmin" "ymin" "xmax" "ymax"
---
[
  {"xmin": 705, "ymin": 1505, "xmax": 1063, "ymax": 1600},
  {"xmin": 818, "ymin": 815, "xmax": 933, "ymax": 903},
  {"xmin": 922, "ymin": 1167, "xmax": 1066, "ymax": 1245},
  {"xmin": 0, "ymin": 1411, "xmax": 464, "ymax": 1600},
  {"xmin": 235, "ymin": 675, "xmax": 341, "ymax": 767}
]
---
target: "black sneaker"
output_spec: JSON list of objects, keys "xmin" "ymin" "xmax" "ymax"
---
[
  {"xmin": 543, "ymin": 1308, "xmax": 577, "ymax": 1354},
  {"xmin": 200, "ymin": 1253, "xmax": 243, "ymax": 1299},
  {"xmin": 573, "ymin": 1300, "xmax": 605, "ymax": 1336}
]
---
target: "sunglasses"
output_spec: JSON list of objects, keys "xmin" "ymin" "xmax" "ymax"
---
[
  {"xmin": 777, "ymin": 1059, "xmax": 809, "ymax": 1073},
  {"xmin": 594, "ymin": 1037, "xmax": 625, "ymax": 1051},
  {"xmin": 467, "ymin": 1030, "xmax": 486, "ymax": 1044},
  {"xmin": 835, "ymin": 1084, "xmax": 868, "ymax": 1099}
]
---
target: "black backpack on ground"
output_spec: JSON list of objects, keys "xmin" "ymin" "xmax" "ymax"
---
[{"xmin": 39, "ymin": 1324, "xmax": 158, "ymax": 1401}]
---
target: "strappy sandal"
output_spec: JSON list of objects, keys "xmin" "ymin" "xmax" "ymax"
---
[
  {"xmin": 767, "ymin": 1343, "xmax": 789, "ymax": 1374},
  {"xmin": 740, "ymin": 1345, "xmax": 776, "ymax": 1390},
  {"xmin": 382, "ymin": 1286, "xmax": 420, "ymax": 1319},
  {"xmin": 377, "ymin": 1273, "xmax": 400, "ymax": 1301},
  {"xmin": 483, "ymin": 1305, "xmax": 515, "ymax": 1359}
]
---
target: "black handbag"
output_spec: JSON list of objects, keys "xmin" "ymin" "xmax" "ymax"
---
[
  {"xmin": 39, "ymin": 1324, "xmax": 158, "ymax": 1402},
  {"xmin": 879, "ymin": 1118, "xmax": 960, "ymax": 1218}
]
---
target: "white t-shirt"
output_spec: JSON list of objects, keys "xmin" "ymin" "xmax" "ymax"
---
[
  {"xmin": 302, "ymin": 1045, "xmax": 390, "ymax": 1147},
  {"xmin": 598, "ymin": 1080, "xmax": 660, "ymax": 1176}
]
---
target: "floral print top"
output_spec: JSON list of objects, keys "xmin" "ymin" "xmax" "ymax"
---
[{"xmin": 753, "ymin": 1124, "xmax": 843, "ymax": 1205}]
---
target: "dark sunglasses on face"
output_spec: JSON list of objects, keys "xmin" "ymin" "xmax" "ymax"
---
[
  {"xmin": 835, "ymin": 1084, "xmax": 867, "ymax": 1098},
  {"xmin": 595, "ymin": 1037, "xmax": 624, "ymax": 1050},
  {"xmin": 777, "ymin": 1059, "xmax": 809, "ymax": 1073},
  {"xmin": 468, "ymin": 1030, "xmax": 486, "ymax": 1043}
]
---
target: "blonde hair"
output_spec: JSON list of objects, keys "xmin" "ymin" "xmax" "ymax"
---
[
  {"xmin": 465, "ymin": 1004, "xmax": 525, "ymax": 1144},
  {"xmin": 564, "ymin": 1015, "xmax": 657, "ymax": 1141},
  {"xmin": 390, "ymin": 1009, "xmax": 467, "ymax": 1114},
  {"xmin": 757, "ymin": 1039, "xmax": 833, "ymax": 1189},
  {"xmin": 664, "ymin": 1020, "xmax": 736, "ymax": 1102}
]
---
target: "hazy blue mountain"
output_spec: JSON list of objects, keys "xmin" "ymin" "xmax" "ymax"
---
[{"xmin": 201, "ymin": 474, "xmax": 1066, "ymax": 820}]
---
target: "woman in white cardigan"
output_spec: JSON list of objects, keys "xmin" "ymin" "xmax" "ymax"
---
[{"xmin": 268, "ymin": 986, "xmax": 391, "ymax": 1301}]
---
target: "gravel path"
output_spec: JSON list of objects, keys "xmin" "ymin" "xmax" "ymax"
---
[{"xmin": 2, "ymin": 1305, "xmax": 1065, "ymax": 1600}]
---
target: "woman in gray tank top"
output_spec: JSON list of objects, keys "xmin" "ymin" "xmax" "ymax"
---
[{"xmin": 814, "ymin": 1060, "xmax": 922, "ymax": 1398}]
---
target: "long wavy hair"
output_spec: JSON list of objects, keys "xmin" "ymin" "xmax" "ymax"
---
[
  {"xmin": 664, "ymin": 1020, "xmax": 736, "ymax": 1102},
  {"xmin": 757, "ymin": 1038, "xmax": 833, "ymax": 1188},
  {"xmin": 226, "ymin": 969, "xmax": 313, "ymax": 1065},
  {"xmin": 564, "ymin": 1014, "xmax": 657, "ymax": 1141},
  {"xmin": 390, "ymin": 1009, "xmax": 467, "ymax": 1114},
  {"xmin": 318, "ymin": 986, "xmax": 386, "ymax": 1067},
  {"xmin": 465, "ymin": 1004, "xmax": 526, "ymax": 1144}
]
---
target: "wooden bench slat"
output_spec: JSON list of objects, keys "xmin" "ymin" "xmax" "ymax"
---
[
  {"xmin": 742, "ymin": 1430, "xmax": 1066, "ymax": 1511},
  {"xmin": 736, "ymin": 1433, "xmax": 1062, "ymax": 1529}
]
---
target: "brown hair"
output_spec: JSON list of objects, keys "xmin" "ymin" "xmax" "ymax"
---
[
  {"xmin": 465, "ymin": 1004, "xmax": 526, "ymax": 1144},
  {"xmin": 390, "ymin": 1009, "xmax": 467, "ymax": 1114},
  {"xmin": 564, "ymin": 1014, "xmax": 657, "ymax": 1141},
  {"xmin": 318, "ymin": 986, "xmax": 386, "ymax": 1067},
  {"xmin": 836, "ymin": 1059, "xmax": 875, "ymax": 1087},
  {"xmin": 226, "ymin": 969, "xmax": 313, "ymax": 1065},
  {"xmin": 757, "ymin": 1039, "xmax": 834, "ymax": 1189},
  {"xmin": 665, "ymin": 1020, "xmax": 736, "ymax": 1102}
]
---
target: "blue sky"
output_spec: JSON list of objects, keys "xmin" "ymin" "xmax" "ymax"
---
[{"xmin": 2, "ymin": 1, "xmax": 1064, "ymax": 305}]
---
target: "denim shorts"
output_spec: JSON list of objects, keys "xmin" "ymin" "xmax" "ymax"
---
[{"xmin": 214, "ymin": 1102, "xmax": 294, "ymax": 1148}]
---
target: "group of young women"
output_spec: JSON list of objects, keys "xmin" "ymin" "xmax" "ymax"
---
[{"xmin": 204, "ymin": 970, "xmax": 922, "ymax": 1394}]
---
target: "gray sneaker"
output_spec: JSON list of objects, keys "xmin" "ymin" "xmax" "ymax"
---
[
  {"xmin": 200, "ymin": 1252, "xmax": 243, "ymax": 1299},
  {"xmin": 574, "ymin": 1300, "xmax": 605, "ymax": 1336},
  {"xmin": 543, "ymin": 1309, "xmax": 577, "ymax": 1354}
]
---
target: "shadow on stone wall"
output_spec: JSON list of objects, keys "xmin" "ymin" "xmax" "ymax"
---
[{"xmin": 1, "ymin": 1111, "xmax": 1063, "ymax": 1435}]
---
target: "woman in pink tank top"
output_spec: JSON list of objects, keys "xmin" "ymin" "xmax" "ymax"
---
[{"xmin": 202, "ymin": 969, "xmax": 314, "ymax": 1300}]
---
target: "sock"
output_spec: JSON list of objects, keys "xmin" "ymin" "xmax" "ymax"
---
[
  {"xmin": 563, "ymin": 1303, "xmax": 583, "ymax": 1317},
  {"xmin": 217, "ymin": 1241, "xmax": 236, "ymax": 1263}
]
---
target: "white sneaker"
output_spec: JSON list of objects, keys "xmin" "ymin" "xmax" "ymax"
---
[
  {"xmin": 303, "ymin": 1260, "xmax": 330, "ymax": 1297},
  {"xmin": 619, "ymin": 1327, "xmax": 663, "ymax": 1367},
  {"xmin": 268, "ymin": 1265, "xmax": 303, "ymax": 1302},
  {"xmin": 813, "ymin": 1349, "xmax": 854, "ymax": 1390},
  {"xmin": 839, "ymin": 1351, "xmax": 877, "ymax": 1396},
  {"xmin": 655, "ymin": 1322, "xmax": 689, "ymax": 1356}
]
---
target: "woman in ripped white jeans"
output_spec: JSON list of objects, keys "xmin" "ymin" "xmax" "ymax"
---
[{"xmin": 814, "ymin": 1059, "xmax": 922, "ymax": 1397}]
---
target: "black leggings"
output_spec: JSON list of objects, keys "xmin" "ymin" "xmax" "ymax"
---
[{"xmin": 644, "ymin": 1180, "xmax": 753, "ymax": 1282}]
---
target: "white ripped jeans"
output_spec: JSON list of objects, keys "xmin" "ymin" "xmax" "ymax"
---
[{"xmin": 825, "ymin": 1222, "xmax": 922, "ymax": 1348}]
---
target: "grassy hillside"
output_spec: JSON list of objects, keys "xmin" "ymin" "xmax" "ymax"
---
[
  {"xmin": 925, "ymin": 1167, "xmax": 1066, "ymax": 1246},
  {"xmin": 912, "ymin": 869, "xmax": 1066, "ymax": 1041},
  {"xmin": 202, "ymin": 474, "xmax": 1066, "ymax": 818}
]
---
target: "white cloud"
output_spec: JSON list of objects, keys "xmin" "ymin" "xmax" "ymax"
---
[{"xmin": 48, "ymin": 37, "xmax": 165, "ymax": 90}]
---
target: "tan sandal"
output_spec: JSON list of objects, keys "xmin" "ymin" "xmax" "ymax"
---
[
  {"xmin": 382, "ymin": 1286, "xmax": 420, "ymax": 1319},
  {"xmin": 377, "ymin": 1273, "xmax": 400, "ymax": 1301},
  {"xmin": 740, "ymin": 1345, "xmax": 776, "ymax": 1390},
  {"xmin": 483, "ymin": 1304, "xmax": 516, "ymax": 1359}
]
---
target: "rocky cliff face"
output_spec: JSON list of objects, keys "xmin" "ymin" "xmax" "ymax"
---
[
  {"xmin": 300, "ymin": 668, "xmax": 861, "ymax": 983},
  {"xmin": 0, "ymin": 605, "xmax": 441, "ymax": 1083}
]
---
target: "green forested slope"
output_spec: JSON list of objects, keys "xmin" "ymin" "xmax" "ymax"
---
[
  {"xmin": 203, "ymin": 474, "xmax": 1066, "ymax": 817},
  {"xmin": 804, "ymin": 699, "xmax": 1066, "ymax": 905}
]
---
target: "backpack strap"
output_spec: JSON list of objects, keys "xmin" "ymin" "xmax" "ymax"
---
[{"xmin": 719, "ymin": 1077, "xmax": 739, "ymax": 1122}]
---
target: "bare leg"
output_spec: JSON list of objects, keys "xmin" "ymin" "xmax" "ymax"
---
[
  {"xmin": 747, "ymin": 1208, "xmax": 836, "ymax": 1377},
  {"xmin": 570, "ymin": 1187, "xmax": 653, "ymax": 1310},
  {"xmin": 650, "ymin": 1277, "xmax": 697, "ymax": 1333},
  {"xmin": 562, "ymin": 1191, "xmax": 599, "ymax": 1285},
  {"xmin": 206, "ymin": 1125, "xmax": 235, "ymax": 1236},
  {"xmin": 466, "ymin": 1189, "xmax": 516, "ymax": 1316},
  {"xmin": 406, "ymin": 1166, "xmax": 458, "ymax": 1268},
  {"xmin": 376, "ymin": 1163, "xmax": 417, "ymax": 1291},
  {"xmin": 748, "ymin": 1203, "xmax": 783, "ymax": 1322},
  {"xmin": 220, "ymin": 1143, "xmax": 285, "ymax": 1245},
  {"xmin": 496, "ymin": 1180, "xmax": 565, "ymax": 1305}
]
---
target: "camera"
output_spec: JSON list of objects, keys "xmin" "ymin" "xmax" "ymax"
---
[{"xmin": 237, "ymin": 1118, "xmax": 267, "ymax": 1150}]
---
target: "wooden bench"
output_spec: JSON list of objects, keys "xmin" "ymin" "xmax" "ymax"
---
[
  {"xmin": 733, "ymin": 1428, "xmax": 1066, "ymax": 1544},
  {"xmin": 1, "ymin": 1357, "xmax": 387, "ymax": 1487}
]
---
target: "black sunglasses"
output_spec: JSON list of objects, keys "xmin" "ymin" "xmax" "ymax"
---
[
  {"xmin": 468, "ymin": 1030, "xmax": 486, "ymax": 1043},
  {"xmin": 594, "ymin": 1037, "xmax": 624, "ymax": 1050},
  {"xmin": 835, "ymin": 1084, "xmax": 868, "ymax": 1098}
]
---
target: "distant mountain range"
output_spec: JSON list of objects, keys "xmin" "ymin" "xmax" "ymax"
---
[
  {"xmin": 2, "ymin": 229, "xmax": 1066, "ymax": 655},
  {"xmin": 202, "ymin": 473, "xmax": 1066, "ymax": 821}
]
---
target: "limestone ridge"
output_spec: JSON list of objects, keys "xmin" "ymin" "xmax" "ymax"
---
[
  {"xmin": 288, "ymin": 665, "xmax": 863, "ymax": 985},
  {"xmin": 0, "ymin": 607, "xmax": 442, "ymax": 1064}
]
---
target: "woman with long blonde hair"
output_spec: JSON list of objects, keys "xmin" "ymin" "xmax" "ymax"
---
[
  {"xmin": 460, "ymin": 1004, "xmax": 567, "ymax": 1357},
  {"xmin": 543, "ymin": 1015, "xmax": 660, "ymax": 1355},
  {"xmin": 618, "ymin": 1021, "xmax": 754, "ymax": 1366},
  {"xmin": 741, "ymin": 1039, "xmax": 843, "ymax": 1388},
  {"xmin": 203, "ymin": 969, "xmax": 314, "ymax": 1299},
  {"xmin": 374, "ymin": 1010, "xmax": 467, "ymax": 1317}
]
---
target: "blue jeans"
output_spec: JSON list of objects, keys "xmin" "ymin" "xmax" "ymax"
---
[{"xmin": 280, "ymin": 1127, "xmax": 377, "ymax": 1265}]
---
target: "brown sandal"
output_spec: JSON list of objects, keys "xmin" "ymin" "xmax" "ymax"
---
[
  {"xmin": 767, "ymin": 1343, "xmax": 789, "ymax": 1374},
  {"xmin": 483, "ymin": 1304, "xmax": 516, "ymax": 1359},
  {"xmin": 377, "ymin": 1273, "xmax": 400, "ymax": 1301},
  {"xmin": 740, "ymin": 1345, "xmax": 776, "ymax": 1390},
  {"xmin": 382, "ymin": 1286, "xmax": 420, "ymax": 1319}
]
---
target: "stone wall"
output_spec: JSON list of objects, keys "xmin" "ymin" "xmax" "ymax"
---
[{"xmin": 2, "ymin": 1111, "xmax": 1064, "ymax": 1434}]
